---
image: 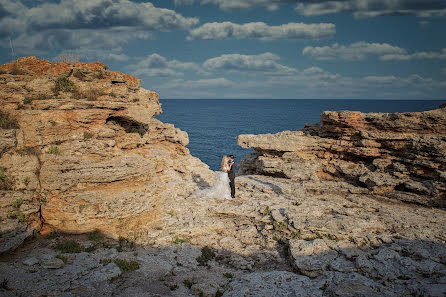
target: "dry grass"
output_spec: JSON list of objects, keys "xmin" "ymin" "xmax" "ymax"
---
[
  {"xmin": 57, "ymin": 53, "xmax": 79, "ymax": 64},
  {"xmin": 0, "ymin": 110, "xmax": 19, "ymax": 129}
]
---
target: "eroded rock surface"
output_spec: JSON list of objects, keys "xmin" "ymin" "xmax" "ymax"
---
[
  {"xmin": 0, "ymin": 57, "xmax": 213, "ymax": 253},
  {"xmin": 238, "ymin": 108, "xmax": 446, "ymax": 208}
]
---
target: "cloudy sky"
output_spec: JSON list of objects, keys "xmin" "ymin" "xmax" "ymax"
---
[{"xmin": 1, "ymin": 0, "xmax": 445, "ymax": 99}]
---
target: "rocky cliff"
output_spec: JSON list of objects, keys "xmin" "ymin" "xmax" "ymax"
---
[
  {"xmin": 238, "ymin": 107, "xmax": 446, "ymax": 208},
  {"xmin": 1, "ymin": 58, "xmax": 445, "ymax": 297},
  {"xmin": 0, "ymin": 57, "xmax": 214, "ymax": 253}
]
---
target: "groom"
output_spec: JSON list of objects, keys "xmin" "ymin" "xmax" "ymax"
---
[{"xmin": 228, "ymin": 155, "xmax": 236, "ymax": 198}]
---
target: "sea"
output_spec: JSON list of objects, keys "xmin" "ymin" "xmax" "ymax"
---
[{"xmin": 156, "ymin": 99, "xmax": 443, "ymax": 171}]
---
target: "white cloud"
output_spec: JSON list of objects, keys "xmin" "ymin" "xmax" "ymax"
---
[
  {"xmin": 167, "ymin": 78, "xmax": 233, "ymax": 89},
  {"xmin": 295, "ymin": 0, "xmax": 446, "ymax": 18},
  {"xmin": 153, "ymin": 67, "xmax": 446, "ymax": 99},
  {"xmin": 130, "ymin": 53, "xmax": 203, "ymax": 77},
  {"xmin": 303, "ymin": 42, "xmax": 406, "ymax": 61},
  {"xmin": 0, "ymin": 0, "xmax": 198, "ymax": 54},
  {"xmin": 174, "ymin": 0, "xmax": 195, "ymax": 5},
  {"xmin": 188, "ymin": 21, "xmax": 335, "ymax": 41},
  {"xmin": 203, "ymin": 52, "xmax": 296, "ymax": 75},
  {"xmin": 380, "ymin": 49, "xmax": 446, "ymax": 61},
  {"xmin": 56, "ymin": 47, "xmax": 130, "ymax": 62},
  {"xmin": 201, "ymin": 0, "xmax": 287, "ymax": 11}
]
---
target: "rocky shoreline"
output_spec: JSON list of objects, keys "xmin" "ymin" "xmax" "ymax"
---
[{"xmin": 1, "ymin": 57, "xmax": 445, "ymax": 296}]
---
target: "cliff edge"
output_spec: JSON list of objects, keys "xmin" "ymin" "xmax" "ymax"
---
[
  {"xmin": 238, "ymin": 107, "xmax": 446, "ymax": 208},
  {"xmin": 0, "ymin": 57, "xmax": 214, "ymax": 253}
]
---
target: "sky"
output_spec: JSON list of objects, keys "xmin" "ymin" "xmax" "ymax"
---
[{"xmin": 0, "ymin": 0, "xmax": 445, "ymax": 99}]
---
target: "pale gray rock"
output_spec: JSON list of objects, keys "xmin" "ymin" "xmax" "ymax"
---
[
  {"xmin": 22, "ymin": 257, "xmax": 39, "ymax": 266},
  {"xmin": 40, "ymin": 254, "xmax": 65, "ymax": 269},
  {"xmin": 222, "ymin": 271, "xmax": 323, "ymax": 297},
  {"xmin": 289, "ymin": 239, "xmax": 338, "ymax": 277},
  {"xmin": 324, "ymin": 272, "xmax": 395, "ymax": 297}
]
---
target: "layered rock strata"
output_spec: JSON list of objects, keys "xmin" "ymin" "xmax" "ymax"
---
[
  {"xmin": 238, "ymin": 107, "xmax": 446, "ymax": 208},
  {"xmin": 0, "ymin": 57, "xmax": 213, "ymax": 253}
]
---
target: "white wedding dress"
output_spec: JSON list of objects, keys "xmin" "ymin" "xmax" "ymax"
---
[{"xmin": 194, "ymin": 168, "xmax": 232, "ymax": 199}]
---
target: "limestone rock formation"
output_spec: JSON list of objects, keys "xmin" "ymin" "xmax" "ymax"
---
[
  {"xmin": 1, "ymin": 57, "xmax": 445, "ymax": 297},
  {"xmin": 0, "ymin": 57, "xmax": 214, "ymax": 253},
  {"xmin": 238, "ymin": 107, "xmax": 446, "ymax": 208}
]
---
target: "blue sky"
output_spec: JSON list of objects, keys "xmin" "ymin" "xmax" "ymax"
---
[{"xmin": 1, "ymin": 0, "xmax": 445, "ymax": 99}]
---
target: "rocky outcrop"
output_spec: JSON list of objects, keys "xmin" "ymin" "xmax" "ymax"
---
[
  {"xmin": 238, "ymin": 108, "xmax": 446, "ymax": 208},
  {"xmin": 1, "ymin": 57, "xmax": 445, "ymax": 297},
  {"xmin": 0, "ymin": 57, "xmax": 214, "ymax": 253}
]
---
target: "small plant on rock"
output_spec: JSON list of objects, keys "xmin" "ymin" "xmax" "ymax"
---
[
  {"xmin": 23, "ymin": 177, "xmax": 30, "ymax": 186},
  {"xmin": 7, "ymin": 210, "xmax": 25, "ymax": 222},
  {"xmin": 12, "ymin": 198, "xmax": 23, "ymax": 208},
  {"xmin": 260, "ymin": 207, "xmax": 272, "ymax": 216},
  {"xmin": 273, "ymin": 220, "xmax": 287, "ymax": 232},
  {"xmin": 183, "ymin": 279, "xmax": 194, "ymax": 289},
  {"xmin": 23, "ymin": 97, "xmax": 33, "ymax": 104},
  {"xmin": 173, "ymin": 237, "xmax": 190, "ymax": 244},
  {"xmin": 48, "ymin": 227, "xmax": 59, "ymax": 239},
  {"xmin": 114, "ymin": 259, "xmax": 140, "ymax": 272},
  {"xmin": 83, "ymin": 132, "xmax": 93, "ymax": 139},
  {"xmin": 196, "ymin": 246, "xmax": 215, "ymax": 266},
  {"xmin": 10, "ymin": 63, "xmax": 26, "ymax": 75},
  {"xmin": 0, "ymin": 278, "xmax": 11, "ymax": 290},
  {"xmin": 88, "ymin": 230, "xmax": 105, "ymax": 242},
  {"xmin": 53, "ymin": 76, "xmax": 77, "ymax": 95},
  {"xmin": 56, "ymin": 240, "xmax": 83, "ymax": 253},
  {"xmin": 47, "ymin": 146, "xmax": 60, "ymax": 155},
  {"xmin": 0, "ymin": 110, "xmax": 19, "ymax": 129}
]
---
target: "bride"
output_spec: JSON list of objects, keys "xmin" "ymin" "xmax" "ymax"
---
[{"xmin": 194, "ymin": 155, "xmax": 232, "ymax": 199}]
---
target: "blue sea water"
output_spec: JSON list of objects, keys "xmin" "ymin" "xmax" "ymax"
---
[{"xmin": 156, "ymin": 99, "xmax": 443, "ymax": 171}]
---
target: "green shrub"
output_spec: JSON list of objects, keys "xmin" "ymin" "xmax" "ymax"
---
[
  {"xmin": 23, "ymin": 97, "xmax": 33, "ymax": 104},
  {"xmin": 10, "ymin": 63, "xmax": 26, "ymax": 75},
  {"xmin": 47, "ymin": 227, "xmax": 59, "ymax": 239},
  {"xmin": 23, "ymin": 177, "xmax": 30, "ymax": 186},
  {"xmin": 114, "ymin": 259, "xmax": 140, "ymax": 272},
  {"xmin": 0, "ymin": 167, "xmax": 6, "ymax": 182},
  {"xmin": 7, "ymin": 210, "xmax": 25, "ymax": 222},
  {"xmin": 260, "ymin": 207, "xmax": 272, "ymax": 216},
  {"xmin": 88, "ymin": 230, "xmax": 105, "ymax": 242},
  {"xmin": 55, "ymin": 240, "xmax": 83, "ymax": 253},
  {"xmin": 0, "ymin": 110, "xmax": 19, "ymax": 129},
  {"xmin": 196, "ymin": 246, "xmax": 215, "ymax": 266},
  {"xmin": 183, "ymin": 279, "xmax": 194, "ymax": 289},
  {"xmin": 12, "ymin": 198, "xmax": 23, "ymax": 208},
  {"xmin": 53, "ymin": 76, "xmax": 77, "ymax": 95},
  {"xmin": 47, "ymin": 146, "xmax": 60, "ymax": 155},
  {"xmin": 273, "ymin": 221, "xmax": 287, "ymax": 232},
  {"xmin": 173, "ymin": 237, "xmax": 190, "ymax": 244}
]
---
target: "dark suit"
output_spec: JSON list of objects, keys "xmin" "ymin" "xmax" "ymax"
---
[{"xmin": 228, "ymin": 160, "xmax": 235, "ymax": 198}]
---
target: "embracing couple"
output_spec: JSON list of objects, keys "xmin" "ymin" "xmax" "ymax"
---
[{"xmin": 195, "ymin": 155, "xmax": 236, "ymax": 199}]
